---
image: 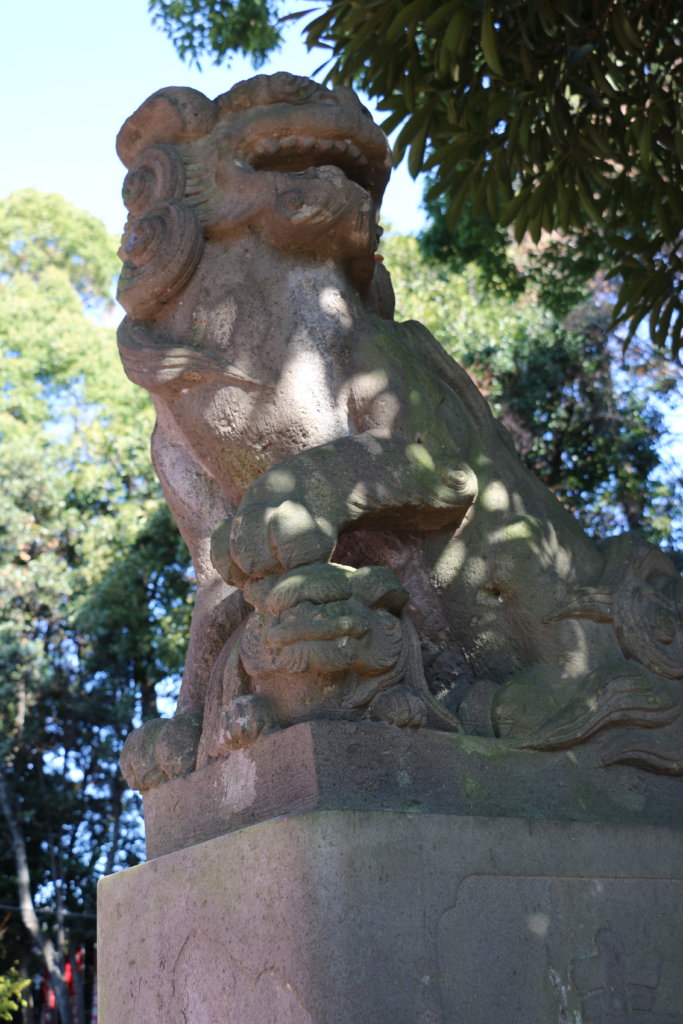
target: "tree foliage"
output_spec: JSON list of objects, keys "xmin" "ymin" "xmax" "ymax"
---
[
  {"xmin": 0, "ymin": 191, "xmax": 192, "ymax": 1019},
  {"xmin": 0, "ymin": 969, "xmax": 28, "ymax": 1022},
  {"xmin": 0, "ymin": 190, "xmax": 120, "ymax": 305},
  {"xmin": 149, "ymin": 0, "xmax": 282, "ymax": 66},
  {"xmin": 420, "ymin": 185, "xmax": 611, "ymax": 317},
  {"xmin": 149, "ymin": 0, "xmax": 683, "ymax": 357}
]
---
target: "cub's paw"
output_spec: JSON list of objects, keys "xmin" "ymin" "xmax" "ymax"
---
[
  {"xmin": 120, "ymin": 713, "xmax": 202, "ymax": 792},
  {"xmin": 210, "ymin": 694, "xmax": 277, "ymax": 755},
  {"xmin": 370, "ymin": 684, "xmax": 428, "ymax": 728},
  {"xmin": 232, "ymin": 499, "xmax": 335, "ymax": 579}
]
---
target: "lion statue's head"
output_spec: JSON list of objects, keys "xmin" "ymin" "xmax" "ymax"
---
[{"xmin": 116, "ymin": 72, "xmax": 393, "ymax": 320}]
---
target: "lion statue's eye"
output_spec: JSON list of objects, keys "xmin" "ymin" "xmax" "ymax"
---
[{"xmin": 278, "ymin": 189, "xmax": 305, "ymax": 212}]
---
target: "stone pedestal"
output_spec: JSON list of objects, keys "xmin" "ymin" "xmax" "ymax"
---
[
  {"xmin": 98, "ymin": 724, "xmax": 683, "ymax": 1023},
  {"xmin": 98, "ymin": 811, "xmax": 683, "ymax": 1023}
]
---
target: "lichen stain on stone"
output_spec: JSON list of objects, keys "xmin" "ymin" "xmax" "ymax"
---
[{"xmin": 220, "ymin": 751, "xmax": 257, "ymax": 811}]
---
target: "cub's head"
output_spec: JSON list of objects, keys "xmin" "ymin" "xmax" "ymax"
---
[{"xmin": 116, "ymin": 73, "xmax": 392, "ymax": 319}]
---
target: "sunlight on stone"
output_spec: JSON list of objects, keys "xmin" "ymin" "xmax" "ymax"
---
[
  {"xmin": 433, "ymin": 537, "xmax": 467, "ymax": 586},
  {"xmin": 314, "ymin": 515, "xmax": 335, "ymax": 538},
  {"xmin": 350, "ymin": 368, "xmax": 389, "ymax": 399},
  {"xmin": 272, "ymin": 500, "xmax": 316, "ymax": 535},
  {"xmin": 480, "ymin": 480, "xmax": 510, "ymax": 513},
  {"xmin": 556, "ymin": 621, "xmax": 591, "ymax": 679},
  {"xmin": 319, "ymin": 285, "xmax": 353, "ymax": 327},
  {"xmin": 406, "ymin": 442, "xmax": 435, "ymax": 471},
  {"xmin": 263, "ymin": 468, "xmax": 296, "ymax": 493},
  {"xmin": 287, "ymin": 348, "xmax": 335, "ymax": 412}
]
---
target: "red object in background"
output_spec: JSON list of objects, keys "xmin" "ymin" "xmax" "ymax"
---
[
  {"xmin": 90, "ymin": 968, "xmax": 97, "ymax": 1024},
  {"xmin": 39, "ymin": 946, "xmax": 87, "ymax": 1024},
  {"xmin": 39, "ymin": 972, "xmax": 56, "ymax": 1024}
]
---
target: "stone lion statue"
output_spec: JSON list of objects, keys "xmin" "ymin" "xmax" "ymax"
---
[{"xmin": 115, "ymin": 73, "xmax": 683, "ymax": 791}]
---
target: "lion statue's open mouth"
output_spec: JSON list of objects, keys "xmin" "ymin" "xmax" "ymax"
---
[
  {"xmin": 234, "ymin": 115, "xmax": 389, "ymax": 207},
  {"xmin": 117, "ymin": 72, "xmax": 392, "ymax": 312}
]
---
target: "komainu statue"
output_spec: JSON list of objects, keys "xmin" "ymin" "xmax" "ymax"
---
[{"xmin": 116, "ymin": 73, "xmax": 683, "ymax": 791}]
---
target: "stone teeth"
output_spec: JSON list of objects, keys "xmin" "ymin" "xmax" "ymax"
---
[
  {"xmin": 254, "ymin": 138, "xmax": 281, "ymax": 156},
  {"xmin": 247, "ymin": 133, "xmax": 370, "ymax": 174}
]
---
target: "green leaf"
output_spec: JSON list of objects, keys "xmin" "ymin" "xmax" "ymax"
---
[
  {"xmin": 408, "ymin": 114, "xmax": 431, "ymax": 177},
  {"xmin": 485, "ymin": 168, "xmax": 499, "ymax": 217},
  {"xmin": 380, "ymin": 108, "xmax": 409, "ymax": 135},
  {"xmin": 500, "ymin": 188, "xmax": 528, "ymax": 228},
  {"xmin": 556, "ymin": 179, "xmax": 571, "ymax": 231},
  {"xmin": 513, "ymin": 206, "xmax": 529, "ymax": 243},
  {"xmin": 442, "ymin": 5, "xmax": 471, "ymax": 61},
  {"xmin": 445, "ymin": 168, "xmax": 476, "ymax": 228},
  {"xmin": 576, "ymin": 181, "xmax": 602, "ymax": 223},
  {"xmin": 423, "ymin": 3, "xmax": 457, "ymax": 35},
  {"xmin": 636, "ymin": 117, "xmax": 653, "ymax": 170},
  {"xmin": 386, "ymin": 0, "xmax": 430, "ymax": 40},
  {"xmin": 651, "ymin": 297, "xmax": 676, "ymax": 350},
  {"xmin": 480, "ymin": 7, "xmax": 503, "ymax": 77},
  {"xmin": 611, "ymin": 6, "xmax": 641, "ymax": 53},
  {"xmin": 588, "ymin": 56, "xmax": 620, "ymax": 99}
]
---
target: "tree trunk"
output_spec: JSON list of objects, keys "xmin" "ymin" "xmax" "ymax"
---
[
  {"xmin": 0, "ymin": 771, "xmax": 73, "ymax": 1024},
  {"xmin": 19, "ymin": 945, "xmax": 35, "ymax": 1024}
]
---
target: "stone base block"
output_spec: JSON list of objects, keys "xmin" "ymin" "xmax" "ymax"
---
[
  {"xmin": 98, "ymin": 810, "xmax": 683, "ymax": 1024},
  {"xmin": 141, "ymin": 721, "xmax": 683, "ymax": 859}
]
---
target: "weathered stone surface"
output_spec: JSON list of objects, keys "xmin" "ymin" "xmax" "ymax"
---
[
  {"xmin": 98, "ymin": 810, "xmax": 683, "ymax": 1024},
  {"xmin": 142, "ymin": 720, "xmax": 683, "ymax": 860},
  {"xmin": 115, "ymin": 71, "xmax": 683, "ymax": 789}
]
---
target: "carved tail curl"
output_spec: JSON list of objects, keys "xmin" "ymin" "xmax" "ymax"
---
[{"xmin": 546, "ymin": 534, "xmax": 683, "ymax": 680}]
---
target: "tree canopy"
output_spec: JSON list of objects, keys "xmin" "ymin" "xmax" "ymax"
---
[{"xmin": 148, "ymin": 0, "xmax": 683, "ymax": 357}]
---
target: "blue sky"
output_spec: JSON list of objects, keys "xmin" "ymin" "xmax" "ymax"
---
[{"xmin": 1, "ymin": 0, "xmax": 426, "ymax": 238}]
